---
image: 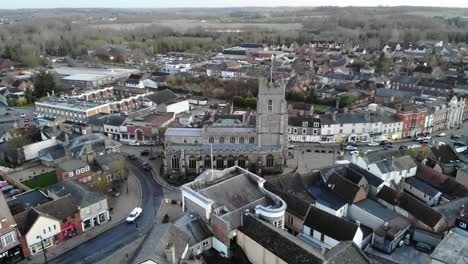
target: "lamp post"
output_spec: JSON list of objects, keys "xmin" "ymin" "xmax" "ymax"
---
[{"xmin": 36, "ymin": 235, "xmax": 48, "ymax": 264}]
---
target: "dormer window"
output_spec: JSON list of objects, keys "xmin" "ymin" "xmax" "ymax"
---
[{"xmin": 302, "ymin": 121, "xmax": 308, "ymax": 127}]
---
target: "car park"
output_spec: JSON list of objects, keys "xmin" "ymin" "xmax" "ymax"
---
[{"xmin": 126, "ymin": 207, "xmax": 142, "ymax": 223}]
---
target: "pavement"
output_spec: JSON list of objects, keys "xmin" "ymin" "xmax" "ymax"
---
[
  {"xmin": 21, "ymin": 169, "xmax": 142, "ymax": 264},
  {"xmin": 43, "ymin": 160, "xmax": 163, "ymax": 264}
]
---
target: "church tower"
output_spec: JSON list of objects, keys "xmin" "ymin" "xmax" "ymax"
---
[{"xmin": 256, "ymin": 78, "xmax": 288, "ymax": 158}]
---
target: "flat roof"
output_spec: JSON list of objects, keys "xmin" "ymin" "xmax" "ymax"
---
[
  {"xmin": 36, "ymin": 98, "xmax": 109, "ymax": 111},
  {"xmin": 165, "ymin": 128, "xmax": 202, "ymax": 137},
  {"xmin": 430, "ymin": 232, "xmax": 468, "ymax": 264},
  {"xmin": 62, "ymin": 74, "xmax": 109, "ymax": 82}
]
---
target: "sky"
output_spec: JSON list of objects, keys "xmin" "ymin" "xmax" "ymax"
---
[{"xmin": 3, "ymin": 0, "xmax": 468, "ymax": 9}]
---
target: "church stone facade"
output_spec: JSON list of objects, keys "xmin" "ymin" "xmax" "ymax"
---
[{"xmin": 163, "ymin": 78, "xmax": 288, "ymax": 176}]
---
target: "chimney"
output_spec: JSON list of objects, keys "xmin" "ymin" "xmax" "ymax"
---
[
  {"xmin": 460, "ymin": 204, "xmax": 465, "ymax": 217},
  {"xmin": 164, "ymin": 243, "xmax": 176, "ymax": 264},
  {"xmin": 332, "ymin": 111, "xmax": 337, "ymax": 121}
]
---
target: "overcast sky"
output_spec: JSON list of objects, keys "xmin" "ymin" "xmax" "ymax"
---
[{"xmin": 3, "ymin": 0, "xmax": 468, "ymax": 9}]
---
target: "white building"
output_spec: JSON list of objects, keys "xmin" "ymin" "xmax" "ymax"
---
[{"xmin": 163, "ymin": 63, "xmax": 191, "ymax": 74}]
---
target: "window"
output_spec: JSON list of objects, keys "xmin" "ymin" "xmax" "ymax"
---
[
  {"xmin": 43, "ymin": 229, "xmax": 46, "ymax": 234},
  {"xmin": 239, "ymin": 137, "xmax": 244, "ymax": 144},
  {"xmin": 204, "ymin": 156, "xmax": 211, "ymax": 168},
  {"xmin": 216, "ymin": 156, "xmax": 224, "ymax": 169},
  {"xmin": 266, "ymin": 155, "xmax": 274, "ymax": 168},
  {"xmin": 189, "ymin": 156, "xmax": 196, "ymax": 169},
  {"xmin": 302, "ymin": 129, "xmax": 307, "ymax": 134},
  {"xmin": 48, "ymin": 227, "xmax": 51, "ymax": 232},
  {"xmin": 268, "ymin": 99, "xmax": 273, "ymax": 112},
  {"xmin": 314, "ymin": 122, "xmax": 319, "ymax": 128},
  {"xmin": 339, "ymin": 129, "xmax": 343, "ymax": 133},
  {"xmin": 1, "ymin": 231, "xmax": 16, "ymax": 247},
  {"xmin": 219, "ymin": 137, "xmax": 224, "ymax": 144},
  {"xmin": 230, "ymin": 137, "xmax": 235, "ymax": 144},
  {"xmin": 202, "ymin": 240, "xmax": 209, "ymax": 247},
  {"xmin": 209, "ymin": 137, "xmax": 214, "ymax": 143},
  {"xmin": 302, "ymin": 121, "xmax": 308, "ymax": 127},
  {"xmin": 238, "ymin": 156, "xmax": 246, "ymax": 168},
  {"xmin": 293, "ymin": 128, "xmax": 298, "ymax": 134},
  {"xmin": 171, "ymin": 155, "xmax": 180, "ymax": 169},
  {"xmin": 249, "ymin": 137, "xmax": 255, "ymax": 144},
  {"xmin": 54, "ymin": 225, "xmax": 57, "ymax": 230},
  {"xmin": 227, "ymin": 156, "xmax": 235, "ymax": 167},
  {"xmin": 351, "ymin": 129, "xmax": 355, "ymax": 133}
]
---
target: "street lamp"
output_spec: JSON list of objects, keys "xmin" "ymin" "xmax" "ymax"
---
[{"xmin": 36, "ymin": 235, "xmax": 48, "ymax": 264}]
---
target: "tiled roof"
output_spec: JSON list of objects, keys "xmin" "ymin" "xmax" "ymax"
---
[{"xmin": 304, "ymin": 206, "xmax": 359, "ymax": 242}]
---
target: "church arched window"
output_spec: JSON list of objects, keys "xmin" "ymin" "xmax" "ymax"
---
[{"xmin": 268, "ymin": 99, "xmax": 273, "ymax": 112}]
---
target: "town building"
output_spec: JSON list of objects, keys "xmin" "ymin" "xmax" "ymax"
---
[
  {"xmin": 180, "ymin": 166, "xmax": 287, "ymax": 257},
  {"xmin": 164, "ymin": 78, "xmax": 288, "ymax": 176},
  {"xmin": 47, "ymin": 181, "xmax": 110, "ymax": 232},
  {"xmin": 55, "ymin": 159, "xmax": 92, "ymax": 183},
  {"xmin": 0, "ymin": 193, "xmax": 23, "ymax": 263},
  {"xmin": 288, "ymin": 116, "xmax": 321, "ymax": 143}
]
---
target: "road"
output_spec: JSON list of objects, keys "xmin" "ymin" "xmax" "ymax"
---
[{"xmin": 49, "ymin": 159, "xmax": 163, "ymax": 264}]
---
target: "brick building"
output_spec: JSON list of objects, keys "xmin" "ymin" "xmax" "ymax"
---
[{"xmin": 55, "ymin": 159, "xmax": 92, "ymax": 183}]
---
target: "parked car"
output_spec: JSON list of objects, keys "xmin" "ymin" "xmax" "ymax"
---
[
  {"xmin": 142, "ymin": 162, "xmax": 151, "ymax": 171},
  {"xmin": 437, "ymin": 132, "xmax": 446, "ymax": 137},
  {"xmin": 20, "ymin": 113, "xmax": 26, "ymax": 118},
  {"xmin": 129, "ymin": 141, "xmax": 141, "ymax": 146},
  {"xmin": 126, "ymin": 207, "xmax": 143, "ymax": 223},
  {"xmin": 415, "ymin": 242, "xmax": 433, "ymax": 253},
  {"xmin": 140, "ymin": 150, "xmax": 150, "ymax": 156},
  {"xmin": 350, "ymin": 151, "xmax": 359, "ymax": 155},
  {"xmin": 1, "ymin": 185, "xmax": 14, "ymax": 193},
  {"xmin": 423, "ymin": 136, "xmax": 432, "ymax": 140},
  {"xmin": 0, "ymin": 180, "xmax": 9, "ymax": 188},
  {"xmin": 399, "ymin": 145, "xmax": 408, "ymax": 150},
  {"xmin": 408, "ymin": 144, "xmax": 421, "ymax": 149},
  {"xmin": 288, "ymin": 145, "xmax": 294, "ymax": 150},
  {"xmin": 414, "ymin": 137, "xmax": 424, "ymax": 141},
  {"xmin": 384, "ymin": 144, "xmax": 394, "ymax": 149},
  {"xmin": 8, "ymin": 188, "xmax": 21, "ymax": 197},
  {"xmin": 128, "ymin": 154, "xmax": 137, "ymax": 160},
  {"xmin": 345, "ymin": 145, "xmax": 358, "ymax": 151},
  {"xmin": 367, "ymin": 141, "xmax": 379, "ymax": 147},
  {"xmin": 451, "ymin": 135, "xmax": 462, "ymax": 140}
]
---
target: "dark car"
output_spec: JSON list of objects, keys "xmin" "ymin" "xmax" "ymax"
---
[
  {"xmin": 142, "ymin": 162, "xmax": 151, "ymax": 171},
  {"xmin": 128, "ymin": 154, "xmax": 137, "ymax": 160},
  {"xmin": 415, "ymin": 242, "xmax": 433, "ymax": 253},
  {"xmin": 399, "ymin": 145, "xmax": 408, "ymax": 150},
  {"xmin": 140, "ymin": 150, "xmax": 150, "ymax": 156},
  {"xmin": 384, "ymin": 144, "xmax": 394, "ymax": 149},
  {"xmin": 451, "ymin": 134, "xmax": 462, "ymax": 140}
]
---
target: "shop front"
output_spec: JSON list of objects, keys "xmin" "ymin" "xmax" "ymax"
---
[
  {"xmin": 348, "ymin": 133, "xmax": 370, "ymax": 143},
  {"xmin": 0, "ymin": 244, "xmax": 24, "ymax": 264},
  {"xmin": 29, "ymin": 236, "xmax": 53, "ymax": 255},
  {"xmin": 60, "ymin": 224, "xmax": 78, "ymax": 242},
  {"xmin": 82, "ymin": 210, "xmax": 109, "ymax": 232}
]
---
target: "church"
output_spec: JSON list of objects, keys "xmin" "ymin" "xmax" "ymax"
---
[{"xmin": 163, "ymin": 78, "xmax": 289, "ymax": 176}]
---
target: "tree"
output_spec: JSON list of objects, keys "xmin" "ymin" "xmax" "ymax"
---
[
  {"xmin": 25, "ymin": 87, "xmax": 34, "ymax": 103},
  {"xmin": 16, "ymin": 98, "xmax": 28, "ymax": 106},
  {"xmin": 375, "ymin": 53, "xmax": 392, "ymax": 75},
  {"xmin": 92, "ymin": 176, "xmax": 111, "ymax": 193},
  {"xmin": 338, "ymin": 93, "xmax": 357, "ymax": 108},
  {"xmin": 33, "ymin": 70, "xmax": 59, "ymax": 98}
]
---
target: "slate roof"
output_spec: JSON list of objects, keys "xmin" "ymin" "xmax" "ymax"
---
[
  {"xmin": 14, "ymin": 209, "xmax": 40, "ymax": 235},
  {"xmin": 289, "ymin": 116, "xmax": 320, "ymax": 127},
  {"xmin": 397, "ymin": 192, "xmax": 445, "ymax": 230},
  {"xmin": 8, "ymin": 189, "xmax": 51, "ymax": 214},
  {"xmin": 239, "ymin": 214, "xmax": 325, "ymax": 264},
  {"xmin": 376, "ymin": 186, "xmax": 399, "ymax": 205},
  {"xmin": 47, "ymin": 180, "xmax": 106, "ymax": 208},
  {"xmin": 65, "ymin": 133, "xmax": 120, "ymax": 157},
  {"xmin": 38, "ymin": 144, "xmax": 66, "ymax": 161},
  {"xmin": 434, "ymin": 197, "xmax": 468, "ymax": 224},
  {"xmin": 304, "ymin": 206, "xmax": 359, "ymax": 241},
  {"xmin": 355, "ymin": 198, "xmax": 400, "ymax": 221},
  {"xmin": 307, "ymin": 181, "xmax": 348, "ymax": 210},
  {"xmin": 325, "ymin": 173, "xmax": 362, "ymax": 203},
  {"xmin": 431, "ymin": 145, "xmax": 459, "ymax": 163},
  {"xmin": 34, "ymin": 195, "xmax": 77, "ymax": 220},
  {"xmin": 88, "ymin": 114, "xmax": 127, "ymax": 127},
  {"xmin": 406, "ymin": 177, "xmax": 441, "ymax": 197},
  {"xmin": 56, "ymin": 159, "xmax": 89, "ymax": 172},
  {"xmin": 165, "ymin": 128, "xmax": 202, "ymax": 137},
  {"xmin": 349, "ymin": 163, "xmax": 384, "ymax": 187},
  {"xmin": 415, "ymin": 164, "xmax": 468, "ymax": 198},
  {"xmin": 173, "ymin": 214, "xmax": 212, "ymax": 247},
  {"xmin": 147, "ymin": 89, "xmax": 178, "ymax": 105},
  {"xmin": 264, "ymin": 181, "xmax": 311, "ymax": 219},
  {"xmin": 324, "ymin": 241, "xmax": 371, "ymax": 264}
]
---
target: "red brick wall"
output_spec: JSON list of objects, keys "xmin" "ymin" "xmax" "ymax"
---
[
  {"xmin": 54, "ymin": 166, "xmax": 92, "ymax": 183},
  {"xmin": 55, "ymin": 212, "xmax": 82, "ymax": 244}
]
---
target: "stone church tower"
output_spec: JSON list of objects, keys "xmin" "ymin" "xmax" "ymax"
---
[{"xmin": 256, "ymin": 78, "xmax": 289, "ymax": 162}]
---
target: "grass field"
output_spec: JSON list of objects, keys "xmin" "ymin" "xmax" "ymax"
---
[
  {"xmin": 313, "ymin": 104, "xmax": 329, "ymax": 113},
  {"xmin": 23, "ymin": 171, "xmax": 57, "ymax": 189}
]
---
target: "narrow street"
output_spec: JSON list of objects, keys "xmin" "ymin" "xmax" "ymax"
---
[{"xmin": 48, "ymin": 160, "xmax": 163, "ymax": 264}]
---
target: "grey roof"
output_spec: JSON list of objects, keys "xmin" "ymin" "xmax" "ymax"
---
[
  {"xmin": 165, "ymin": 128, "xmax": 202, "ymax": 137},
  {"xmin": 375, "ymin": 159, "xmax": 393, "ymax": 173},
  {"xmin": 406, "ymin": 177, "xmax": 441, "ymax": 197},
  {"xmin": 434, "ymin": 197, "xmax": 468, "ymax": 223},
  {"xmin": 167, "ymin": 143, "xmax": 281, "ymax": 152},
  {"xmin": 34, "ymin": 195, "xmax": 78, "ymax": 220},
  {"xmin": 38, "ymin": 144, "xmax": 66, "ymax": 161},
  {"xmin": 320, "ymin": 111, "xmax": 401, "ymax": 125},
  {"xmin": 8, "ymin": 190, "xmax": 51, "ymax": 213},
  {"xmin": 325, "ymin": 241, "xmax": 371, "ymax": 264},
  {"xmin": 132, "ymin": 223, "xmax": 191, "ymax": 264},
  {"xmin": 304, "ymin": 206, "xmax": 359, "ymax": 241},
  {"xmin": 56, "ymin": 159, "xmax": 89, "ymax": 172},
  {"xmin": 0, "ymin": 192, "xmax": 15, "ymax": 224},
  {"xmin": 205, "ymin": 126, "xmax": 255, "ymax": 134},
  {"xmin": 430, "ymin": 232, "xmax": 468, "ymax": 264},
  {"xmin": 147, "ymin": 89, "xmax": 178, "ymax": 105},
  {"xmin": 66, "ymin": 133, "xmax": 120, "ymax": 157},
  {"xmin": 173, "ymin": 214, "xmax": 212, "ymax": 247},
  {"xmin": 95, "ymin": 153, "xmax": 125, "ymax": 171},
  {"xmin": 239, "ymin": 214, "xmax": 326, "ymax": 264},
  {"xmin": 307, "ymin": 182, "xmax": 347, "ymax": 210},
  {"xmin": 376, "ymin": 88, "xmax": 417, "ymax": 98},
  {"xmin": 349, "ymin": 164, "xmax": 384, "ymax": 187},
  {"xmin": 47, "ymin": 180, "xmax": 106, "ymax": 208},
  {"xmin": 88, "ymin": 114, "xmax": 127, "ymax": 127},
  {"xmin": 354, "ymin": 198, "xmax": 400, "ymax": 221}
]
